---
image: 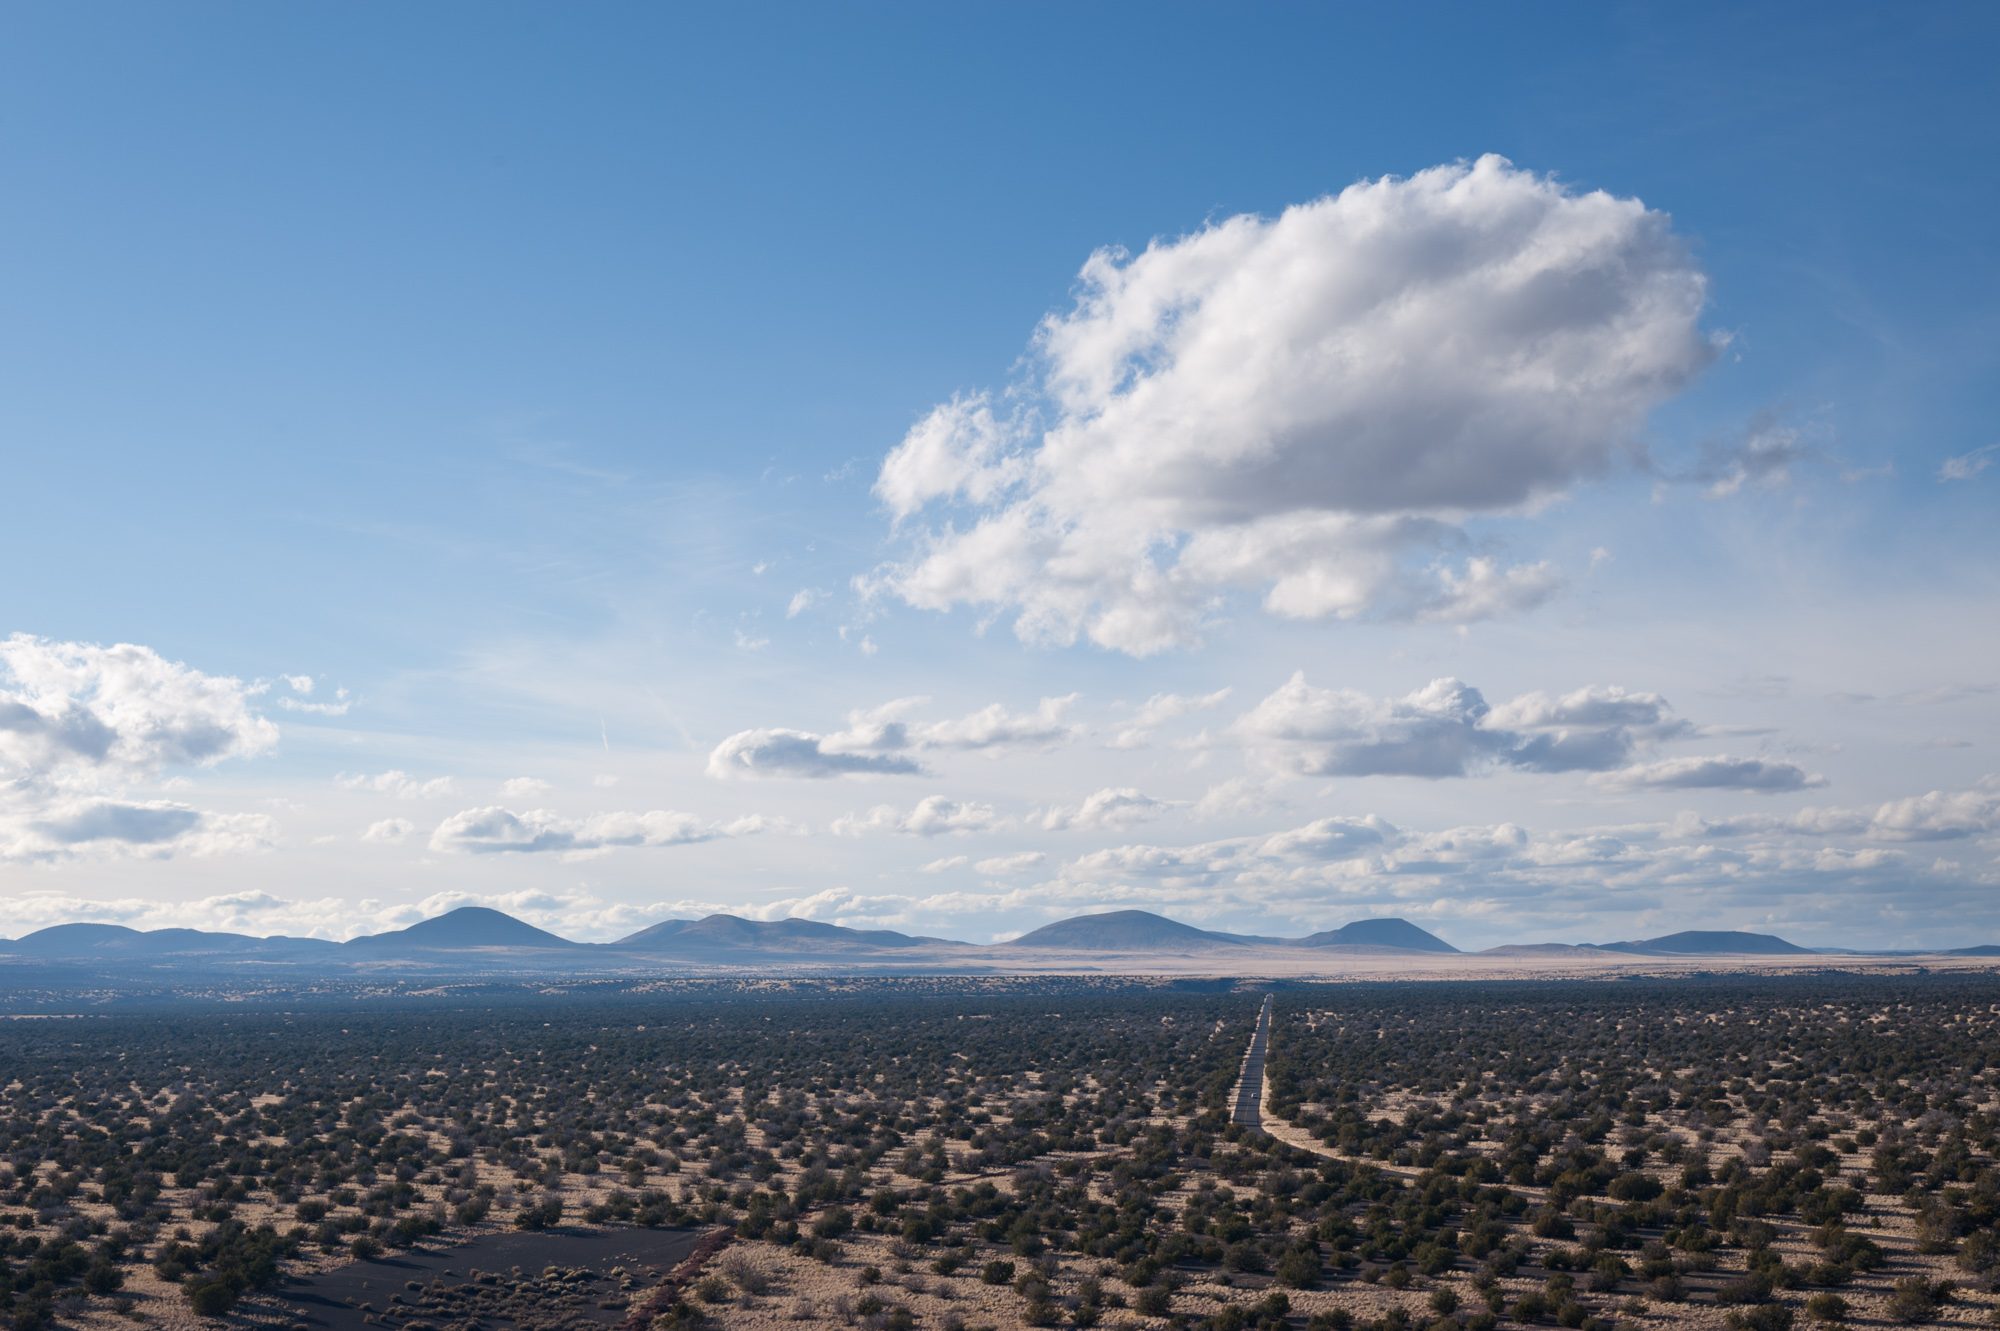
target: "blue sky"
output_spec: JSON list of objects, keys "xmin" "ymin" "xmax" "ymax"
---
[{"xmin": 3, "ymin": 2, "xmax": 1997, "ymax": 948}]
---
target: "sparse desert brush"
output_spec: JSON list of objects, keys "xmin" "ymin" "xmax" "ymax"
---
[{"xmin": 719, "ymin": 1251, "xmax": 771, "ymax": 1295}]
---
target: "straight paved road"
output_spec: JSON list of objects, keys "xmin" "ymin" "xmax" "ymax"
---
[{"xmin": 1231, "ymin": 994, "xmax": 1274, "ymax": 1127}]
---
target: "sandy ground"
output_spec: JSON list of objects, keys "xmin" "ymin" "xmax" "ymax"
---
[
  {"xmin": 1226, "ymin": 1001, "xmax": 2000, "ymax": 1331},
  {"xmin": 30, "ymin": 963, "xmax": 2000, "ymax": 1329}
]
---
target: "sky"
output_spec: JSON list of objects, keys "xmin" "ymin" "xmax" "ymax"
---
[{"xmin": 2, "ymin": 2, "xmax": 1998, "ymax": 950}]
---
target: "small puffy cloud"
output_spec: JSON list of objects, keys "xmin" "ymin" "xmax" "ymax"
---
[
  {"xmin": 363, "ymin": 817, "xmax": 414, "ymax": 844},
  {"xmin": 1938, "ymin": 443, "xmax": 1998, "ymax": 482},
  {"xmin": 1241, "ymin": 675, "xmax": 1506, "ymax": 777},
  {"xmin": 429, "ymin": 806, "xmax": 776, "ymax": 856},
  {"xmin": 1255, "ymin": 815, "xmax": 1399, "ymax": 860},
  {"xmin": 1189, "ymin": 778, "xmax": 1285, "ymax": 823},
  {"xmin": 741, "ymin": 887, "xmax": 957, "ymax": 933},
  {"xmin": 832, "ymin": 796, "xmax": 1000, "ymax": 838},
  {"xmin": 708, "ymin": 694, "xmax": 1081, "ymax": 780},
  {"xmin": 338, "ymin": 770, "xmax": 458, "ymax": 800},
  {"xmin": 1241, "ymin": 673, "xmax": 1683, "ymax": 779},
  {"xmin": 916, "ymin": 695, "xmax": 1078, "ymax": 751},
  {"xmin": 1109, "ymin": 688, "xmax": 1232, "ymax": 748},
  {"xmin": 276, "ymin": 686, "xmax": 352, "ymax": 716},
  {"xmin": 1605, "ymin": 755, "xmax": 1824, "ymax": 793},
  {"xmin": 1067, "ymin": 840, "xmax": 1238, "ymax": 884},
  {"xmin": 786, "ymin": 588, "xmax": 823, "ymax": 618},
  {"xmin": 1485, "ymin": 685, "xmax": 1673, "ymax": 731},
  {"xmin": 1866, "ymin": 779, "xmax": 2000, "ymax": 841},
  {"xmin": 1417, "ymin": 558, "xmax": 1564, "ymax": 624},
  {"xmin": 867, "ymin": 156, "xmax": 1712, "ymax": 653},
  {"xmin": 33, "ymin": 800, "xmax": 200, "ymax": 847},
  {"xmin": 1673, "ymin": 418, "xmax": 1813, "ymax": 499},
  {"xmin": 708, "ymin": 728, "xmax": 927, "ymax": 780},
  {"xmin": 1667, "ymin": 808, "xmax": 1868, "ymax": 840},
  {"xmin": 500, "ymin": 776, "xmax": 552, "ymax": 799},
  {"xmin": 975, "ymin": 851, "xmax": 1046, "ymax": 875},
  {"xmin": 282, "ymin": 674, "xmax": 315, "ymax": 694},
  {"xmin": 1039, "ymin": 787, "xmax": 1174, "ymax": 832},
  {"xmin": 920, "ymin": 854, "xmax": 970, "ymax": 874},
  {"xmin": 2, "ymin": 800, "xmax": 276, "ymax": 864}
]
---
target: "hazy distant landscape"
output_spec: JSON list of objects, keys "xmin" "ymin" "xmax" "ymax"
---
[{"xmin": 7, "ymin": 906, "xmax": 1999, "ymax": 990}]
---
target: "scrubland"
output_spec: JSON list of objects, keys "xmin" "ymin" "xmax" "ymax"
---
[{"xmin": 3, "ymin": 974, "xmax": 1997, "ymax": 1330}]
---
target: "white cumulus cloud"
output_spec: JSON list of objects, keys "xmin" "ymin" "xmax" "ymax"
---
[
  {"xmin": 0, "ymin": 636, "xmax": 281, "ymax": 861},
  {"xmin": 1039, "ymin": 787, "xmax": 1175, "ymax": 832},
  {"xmin": 708, "ymin": 695, "xmax": 1082, "ymax": 780},
  {"xmin": 429, "ymin": 806, "xmax": 779, "ymax": 857},
  {"xmin": 867, "ymin": 156, "xmax": 1712, "ymax": 653},
  {"xmin": 831, "ymin": 796, "xmax": 1000, "ymax": 838},
  {"xmin": 1605, "ymin": 755, "xmax": 1824, "ymax": 793},
  {"xmin": 1240, "ymin": 673, "xmax": 1678, "ymax": 778},
  {"xmin": 338, "ymin": 770, "xmax": 458, "ymax": 800},
  {"xmin": 363, "ymin": 817, "xmax": 415, "ymax": 844}
]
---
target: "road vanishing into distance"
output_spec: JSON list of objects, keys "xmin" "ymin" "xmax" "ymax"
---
[{"xmin": 1231, "ymin": 993, "xmax": 1274, "ymax": 1128}]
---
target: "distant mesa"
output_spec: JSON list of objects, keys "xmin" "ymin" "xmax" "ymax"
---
[
  {"xmin": 1, "ymin": 922, "xmax": 337, "ymax": 960},
  {"xmin": 1480, "ymin": 942, "xmax": 1603, "ymax": 957},
  {"xmin": 1598, "ymin": 929, "xmax": 1812, "ymax": 956},
  {"xmin": 1297, "ymin": 917, "xmax": 1458, "ymax": 954},
  {"xmin": 1001, "ymin": 909, "xmax": 1248, "ymax": 952},
  {"xmin": 343, "ymin": 906, "xmax": 578, "ymax": 954},
  {"xmin": 612, "ymin": 914, "xmax": 948, "ymax": 955},
  {"xmin": 614, "ymin": 918, "xmax": 693, "ymax": 948},
  {"xmin": 8, "ymin": 923, "xmax": 171, "ymax": 958},
  {"xmin": 1949, "ymin": 944, "xmax": 2000, "ymax": 957}
]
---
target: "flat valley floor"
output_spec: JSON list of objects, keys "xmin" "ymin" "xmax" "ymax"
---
[{"xmin": 4, "ymin": 970, "xmax": 1999, "ymax": 1329}]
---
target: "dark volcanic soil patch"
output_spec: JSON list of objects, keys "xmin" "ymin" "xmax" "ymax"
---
[{"xmin": 262, "ymin": 1227, "xmax": 704, "ymax": 1331}]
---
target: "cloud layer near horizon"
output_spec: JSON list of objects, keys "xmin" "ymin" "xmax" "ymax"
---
[{"xmin": 7, "ymin": 774, "xmax": 1995, "ymax": 946}]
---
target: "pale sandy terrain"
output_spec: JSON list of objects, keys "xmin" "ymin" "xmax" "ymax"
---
[
  {"xmin": 1229, "ymin": 1000, "xmax": 2000, "ymax": 1331},
  {"xmin": 1000, "ymin": 947, "xmax": 2000, "ymax": 980}
]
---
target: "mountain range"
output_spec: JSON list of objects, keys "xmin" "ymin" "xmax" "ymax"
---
[{"xmin": 0, "ymin": 906, "xmax": 1987, "ymax": 975}]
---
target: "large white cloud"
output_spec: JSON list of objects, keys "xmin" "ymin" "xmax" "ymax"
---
[
  {"xmin": 867, "ymin": 156, "xmax": 1713, "ymax": 653},
  {"xmin": 0, "ymin": 634, "xmax": 277, "ymax": 785}
]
